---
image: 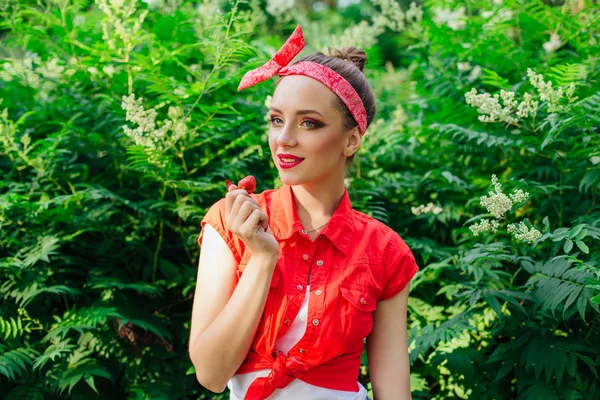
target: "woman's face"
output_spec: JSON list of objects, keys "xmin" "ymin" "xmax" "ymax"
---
[{"xmin": 268, "ymin": 75, "xmax": 354, "ymax": 187}]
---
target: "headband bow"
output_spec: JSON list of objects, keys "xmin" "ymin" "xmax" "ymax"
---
[{"xmin": 237, "ymin": 24, "xmax": 368, "ymax": 135}]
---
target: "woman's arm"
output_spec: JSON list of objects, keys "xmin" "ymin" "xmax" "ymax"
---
[
  {"xmin": 188, "ymin": 224, "xmax": 278, "ymax": 393},
  {"xmin": 366, "ymin": 282, "xmax": 412, "ymax": 400}
]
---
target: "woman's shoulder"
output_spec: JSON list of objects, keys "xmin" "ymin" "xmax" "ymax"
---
[{"xmin": 350, "ymin": 208, "xmax": 400, "ymax": 242}]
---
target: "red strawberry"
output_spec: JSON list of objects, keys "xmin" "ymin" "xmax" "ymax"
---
[
  {"xmin": 225, "ymin": 175, "xmax": 265, "ymax": 230},
  {"xmin": 237, "ymin": 175, "xmax": 256, "ymax": 194}
]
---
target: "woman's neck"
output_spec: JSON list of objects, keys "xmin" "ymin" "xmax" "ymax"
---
[{"xmin": 290, "ymin": 182, "xmax": 345, "ymax": 230}]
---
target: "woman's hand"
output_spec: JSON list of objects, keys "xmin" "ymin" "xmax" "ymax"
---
[{"xmin": 224, "ymin": 184, "xmax": 279, "ymax": 258}]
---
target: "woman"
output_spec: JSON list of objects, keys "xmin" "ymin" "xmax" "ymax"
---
[{"xmin": 189, "ymin": 24, "xmax": 419, "ymax": 400}]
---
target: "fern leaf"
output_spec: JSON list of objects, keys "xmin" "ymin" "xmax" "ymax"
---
[
  {"xmin": 480, "ymin": 68, "xmax": 510, "ymax": 89},
  {"xmin": 32, "ymin": 340, "xmax": 77, "ymax": 371},
  {"xmin": 431, "ymin": 123, "xmax": 523, "ymax": 149},
  {"xmin": 57, "ymin": 358, "xmax": 113, "ymax": 396},
  {"xmin": 87, "ymin": 277, "xmax": 161, "ymax": 297},
  {"xmin": 17, "ymin": 235, "xmax": 61, "ymax": 268},
  {"xmin": 17, "ymin": 284, "xmax": 81, "ymax": 307},
  {"xmin": 523, "ymin": 258, "xmax": 597, "ymax": 321},
  {"xmin": 409, "ymin": 311, "xmax": 474, "ymax": 363},
  {"xmin": 0, "ymin": 316, "xmax": 26, "ymax": 340},
  {"xmin": 545, "ymin": 63, "xmax": 588, "ymax": 87},
  {"xmin": 0, "ymin": 347, "xmax": 39, "ymax": 381}
]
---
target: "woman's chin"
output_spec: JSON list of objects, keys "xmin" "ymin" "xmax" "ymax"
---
[{"xmin": 279, "ymin": 173, "xmax": 307, "ymax": 186}]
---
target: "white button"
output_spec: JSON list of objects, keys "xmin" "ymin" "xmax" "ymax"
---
[
  {"xmin": 302, "ymin": 254, "xmax": 309, "ymax": 260},
  {"xmin": 360, "ymin": 298, "xmax": 366, "ymax": 305},
  {"xmin": 318, "ymin": 235, "xmax": 323, "ymax": 239},
  {"xmin": 284, "ymin": 319, "xmax": 291, "ymax": 325},
  {"xmin": 316, "ymin": 260, "xmax": 323, "ymax": 266},
  {"xmin": 315, "ymin": 290, "xmax": 322, "ymax": 295},
  {"xmin": 299, "ymin": 348, "xmax": 305, "ymax": 354},
  {"xmin": 301, "ymin": 229, "xmax": 308, "ymax": 234},
  {"xmin": 312, "ymin": 319, "xmax": 319, "ymax": 326},
  {"xmin": 297, "ymin": 284, "xmax": 303, "ymax": 291}
]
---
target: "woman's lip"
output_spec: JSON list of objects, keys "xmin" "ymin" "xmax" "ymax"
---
[
  {"xmin": 278, "ymin": 158, "xmax": 304, "ymax": 169},
  {"xmin": 277, "ymin": 155, "xmax": 304, "ymax": 161}
]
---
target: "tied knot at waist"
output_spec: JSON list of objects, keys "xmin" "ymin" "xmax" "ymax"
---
[{"xmin": 244, "ymin": 352, "xmax": 310, "ymax": 400}]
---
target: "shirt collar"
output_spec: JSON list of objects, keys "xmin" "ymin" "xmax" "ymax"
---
[{"xmin": 268, "ymin": 183, "xmax": 355, "ymax": 256}]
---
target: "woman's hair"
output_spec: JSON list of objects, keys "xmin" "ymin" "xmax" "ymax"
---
[{"xmin": 275, "ymin": 46, "xmax": 377, "ymax": 175}]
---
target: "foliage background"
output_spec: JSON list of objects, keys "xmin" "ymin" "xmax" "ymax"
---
[{"xmin": 1, "ymin": 0, "xmax": 599, "ymax": 399}]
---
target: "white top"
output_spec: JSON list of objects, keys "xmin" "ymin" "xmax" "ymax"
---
[{"xmin": 228, "ymin": 285, "xmax": 368, "ymax": 399}]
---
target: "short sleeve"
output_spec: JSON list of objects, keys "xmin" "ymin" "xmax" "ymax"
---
[
  {"xmin": 197, "ymin": 198, "xmax": 243, "ymax": 263},
  {"xmin": 380, "ymin": 234, "xmax": 419, "ymax": 301}
]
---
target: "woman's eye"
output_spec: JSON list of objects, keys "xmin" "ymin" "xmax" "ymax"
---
[{"xmin": 269, "ymin": 117, "xmax": 318, "ymax": 128}]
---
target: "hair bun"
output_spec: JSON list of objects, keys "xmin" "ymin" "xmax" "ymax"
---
[{"xmin": 329, "ymin": 46, "xmax": 367, "ymax": 72}]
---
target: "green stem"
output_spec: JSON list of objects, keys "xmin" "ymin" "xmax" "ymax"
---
[
  {"xmin": 185, "ymin": 0, "xmax": 240, "ymax": 118},
  {"xmin": 152, "ymin": 186, "xmax": 167, "ymax": 283},
  {"xmin": 559, "ymin": 170, "xmax": 563, "ymax": 227}
]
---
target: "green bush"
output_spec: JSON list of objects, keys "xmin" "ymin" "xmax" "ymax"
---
[{"xmin": 1, "ymin": 0, "xmax": 598, "ymax": 399}]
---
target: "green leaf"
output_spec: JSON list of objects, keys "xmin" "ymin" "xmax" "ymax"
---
[
  {"xmin": 575, "ymin": 228, "xmax": 588, "ymax": 240},
  {"xmin": 542, "ymin": 216, "xmax": 550, "ymax": 231},
  {"xmin": 563, "ymin": 239, "xmax": 573, "ymax": 253},
  {"xmin": 186, "ymin": 364, "xmax": 196, "ymax": 375},
  {"xmin": 483, "ymin": 292, "xmax": 504, "ymax": 317},
  {"xmin": 568, "ymin": 224, "xmax": 586, "ymax": 239},
  {"xmin": 578, "ymin": 169, "xmax": 600, "ymax": 193},
  {"xmin": 575, "ymin": 240, "xmax": 589, "ymax": 254},
  {"xmin": 576, "ymin": 294, "xmax": 587, "ymax": 322},
  {"xmin": 480, "ymin": 68, "xmax": 509, "ymax": 88},
  {"xmin": 0, "ymin": 347, "xmax": 38, "ymax": 381},
  {"xmin": 84, "ymin": 375, "xmax": 98, "ymax": 394}
]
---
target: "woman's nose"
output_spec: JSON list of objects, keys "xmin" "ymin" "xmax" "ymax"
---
[{"xmin": 275, "ymin": 124, "xmax": 297, "ymax": 147}]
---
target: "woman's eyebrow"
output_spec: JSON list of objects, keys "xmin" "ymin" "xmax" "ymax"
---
[{"xmin": 269, "ymin": 107, "xmax": 323, "ymax": 117}]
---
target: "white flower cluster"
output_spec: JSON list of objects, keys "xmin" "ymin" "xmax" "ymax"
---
[
  {"xmin": 0, "ymin": 52, "xmax": 43, "ymax": 89},
  {"xmin": 469, "ymin": 219, "xmax": 500, "ymax": 236},
  {"xmin": 469, "ymin": 174, "xmax": 542, "ymax": 244},
  {"xmin": 457, "ymin": 62, "xmax": 482, "ymax": 82},
  {"xmin": 321, "ymin": 1, "xmax": 422, "ymax": 51},
  {"xmin": 507, "ymin": 221, "xmax": 542, "ymax": 244},
  {"xmin": 465, "ymin": 68, "xmax": 580, "ymax": 125},
  {"xmin": 95, "ymin": 0, "xmax": 148, "ymax": 54},
  {"xmin": 432, "ymin": 6, "xmax": 466, "ymax": 30},
  {"xmin": 411, "ymin": 202, "xmax": 443, "ymax": 216},
  {"xmin": 0, "ymin": 53, "xmax": 73, "ymax": 102},
  {"xmin": 266, "ymin": 0, "xmax": 295, "ymax": 18},
  {"xmin": 325, "ymin": 20, "xmax": 380, "ymax": 50},
  {"xmin": 120, "ymin": 94, "xmax": 189, "ymax": 166},
  {"xmin": 143, "ymin": 0, "xmax": 183, "ymax": 14},
  {"xmin": 371, "ymin": 0, "xmax": 406, "ymax": 31},
  {"xmin": 0, "ymin": 107, "xmax": 14, "ymax": 152},
  {"xmin": 479, "ymin": 174, "xmax": 528, "ymax": 219},
  {"xmin": 264, "ymin": 95, "xmax": 272, "ymax": 122},
  {"xmin": 464, "ymin": 88, "xmax": 535, "ymax": 125},
  {"xmin": 370, "ymin": 0, "xmax": 423, "ymax": 34},
  {"xmin": 195, "ymin": 0, "xmax": 225, "ymax": 30},
  {"xmin": 391, "ymin": 107, "xmax": 408, "ymax": 130},
  {"xmin": 543, "ymin": 33, "xmax": 562, "ymax": 54},
  {"xmin": 526, "ymin": 68, "xmax": 576, "ymax": 112}
]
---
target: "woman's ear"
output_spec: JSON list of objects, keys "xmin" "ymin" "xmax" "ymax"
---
[{"xmin": 345, "ymin": 126, "xmax": 362, "ymax": 155}]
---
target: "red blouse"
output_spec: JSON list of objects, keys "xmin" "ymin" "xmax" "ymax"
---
[{"xmin": 197, "ymin": 183, "xmax": 419, "ymax": 400}]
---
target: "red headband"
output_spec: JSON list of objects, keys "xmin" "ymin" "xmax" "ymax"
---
[{"xmin": 237, "ymin": 24, "xmax": 368, "ymax": 135}]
